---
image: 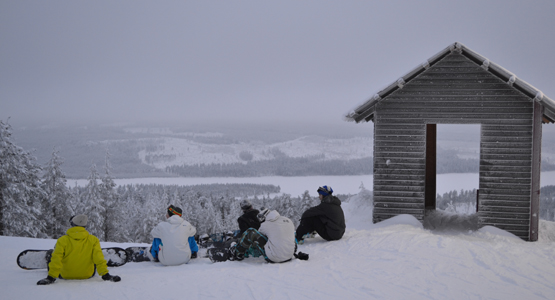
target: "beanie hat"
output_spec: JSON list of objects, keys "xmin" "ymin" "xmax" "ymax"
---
[
  {"xmin": 240, "ymin": 199, "xmax": 253, "ymax": 211},
  {"xmin": 167, "ymin": 205, "xmax": 183, "ymax": 217},
  {"xmin": 70, "ymin": 214, "xmax": 88, "ymax": 227},
  {"xmin": 317, "ymin": 185, "xmax": 333, "ymax": 197}
]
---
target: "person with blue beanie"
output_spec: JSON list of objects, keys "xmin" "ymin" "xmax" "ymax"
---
[{"xmin": 295, "ymin": 185, "xmax": 346, "ymax": 244}]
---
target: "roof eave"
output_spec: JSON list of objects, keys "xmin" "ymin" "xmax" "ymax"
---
[{"xmin": 346, "ymin": 42, "xmax": 555, "ymax": 124}]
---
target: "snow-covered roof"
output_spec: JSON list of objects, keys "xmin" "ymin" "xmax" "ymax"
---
[{"xmin": 345, "ymin": 42, "xmax": 555, "ymax": 124}]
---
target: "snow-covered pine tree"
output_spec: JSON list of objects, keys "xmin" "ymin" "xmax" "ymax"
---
[
  {"xmin": 160, "ymin": 187, "xmax": 171, "ymax": 210},
  {"xmin": 217, "ymin": 195, "xmax": 237, "ymax": 231},
  {"xmin": 82, "ymin": 164, "xmax": 105, "ymax": 240},
  {"xmin": 66, "ymin": 184, "xmax": 80, "ymax": 217},
  {"xmin": 100, "ymin": 150, "xmax": 119, "ymax": 242},
  {"xmin": 127, "ymin": 186, "xmax": 147, "ymax": 242},
  {"xmin": 140, "ymin": 190, "xmax": 165, "ymax": 243},
  {"xmin": 192, "ymin": 192, "xmax": 221, "ymax": 235},
  {"xmin": 112, "ymin": 185, "xmax": 132, "ymax": 242},
  {"xmin": 182, "ymin": 190, "xmax": 201, "ymax": 233},
  {"xmin": 41, "ymin": 149, "xmax": 72, "ymax": 238},
  {"xmin": 0, "ymin": 120, "xmax": 46, "ymax": 237},
  {"xmin": 297, "ymin": 190, "xmax": 316, "ymax": 225},
  {"xmin": 274, "ymin": 193, "xmax": 296, "ymax": 222}
]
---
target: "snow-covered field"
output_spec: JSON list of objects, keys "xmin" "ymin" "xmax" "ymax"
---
[
  {"xmin": 3, "ymin": 194, "xmax": 555, "ymax": 300},
  {"xmin": 137, "ymin": 136, "xmax": 374, "ymax": 168}
]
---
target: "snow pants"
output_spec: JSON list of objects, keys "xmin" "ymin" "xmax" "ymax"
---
[
  {"xmin": 236, "ymin": 228, "xmax": 269, "ymax": 261},
  {"xmin": 295, "ymin": 216, "xmax": 333, "ymax": 241},
  {"xmin": 150, "ymin": 237, "xmax": 199, "ymax": 260}
]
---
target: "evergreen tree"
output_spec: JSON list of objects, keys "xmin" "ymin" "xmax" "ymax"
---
[
  {"xmin": 128, "ymin": 186, "xmax": 147, "ymax": 242},
  {"xmin": 66, "ymin": 185, "xmax": 80, "ymax": 217},
  {"xmin": 41, "ymin": 149, "xmax": 71, "ymax": 238},
  {"xmin": 140, "ymin": 190, "xmax": 164, "ymax": 243},
  {"xmin": 275, "ymin": 193, "xmax": 295, "ymax": 221},
  {"xmin": 113, "ymin": 185, "xmax": 132, "ymax": 242},
  {"xmin": 100, "ymin": 151, "xmax": 118, "ymax": 242},
  {"xmin": 0, "ymin": 120, "xmax": 46, "ymax": 237},
  {"xmin": 298, "ymin": 190, "xmax": 317, "ymax": 224},
  {"xmin": 191, "ymin": 192, "xmax": 221, "ymax": 235},
  {"xmin": 82, "ymin": 164, "xmax": 105, "ymax": 239}
]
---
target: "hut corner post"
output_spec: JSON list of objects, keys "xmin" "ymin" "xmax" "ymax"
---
[{"xmin": 530, "ymin": 102, "xmax": 543, "ymax": 241}]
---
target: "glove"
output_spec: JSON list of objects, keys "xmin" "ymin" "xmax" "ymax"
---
[
  {"xmin": 37, "ymin": 276, "xmax": 56, "ymax": 285},
  {"xmin": 295, "ymin": 252, "xmax": 309, "ymax": 261},
  {"xmin": 102, "ymin": 273, "xmax": 121, "ymax": 282}
]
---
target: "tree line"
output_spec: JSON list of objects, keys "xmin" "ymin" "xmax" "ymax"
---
[
  {"xmin": 165, "ymin": 155, "xmax": 374, "ymax": 177},
  {"xmin": 436, "ymin": 186, "xmax": 555, "ymax": 220},
  {"xmin": 1, "ymin": 120, "xmax": 323, "ymax": 242}
]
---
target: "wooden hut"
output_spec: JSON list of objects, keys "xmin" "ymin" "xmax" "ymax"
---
[{"xmin": 346, "ymin": 42, "xmax": 555, "ymax": 241}]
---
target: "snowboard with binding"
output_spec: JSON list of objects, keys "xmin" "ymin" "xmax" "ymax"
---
[
  {"xmin": 207, "ymin": 245, "xmax": 233, "ymax": 263},
  {"xmin": 196, "ymin": 230, "xmax": 239, "ymax": 248},
  {"xmin": 207, "ymin": 241, "xmax": 265, "ymax": 263},
  {"xmin": 125, "ymin": 246, "xmax": 153, "ymax": 262},
  {"xmin": 17, "ymin": 247, "xmax": 128, "ymax": 270}
]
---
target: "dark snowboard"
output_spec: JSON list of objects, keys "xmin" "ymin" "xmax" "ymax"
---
[
  {"xmin": 196, "ymin": 230, "xmax": 238, "ymax": 248},
  {"xmin": 125, "ymin": 246, "xmax": 153, "ymax": 262},
  {"xmin": 207, "ymin": 246, "xmax": 233, "ymax": 263},
  {"xmin": 17, "ymin": 247, "xmax": 128, "ymax": 270}
]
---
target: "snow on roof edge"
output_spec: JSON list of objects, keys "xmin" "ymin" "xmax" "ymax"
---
[{"xmin": 345, "ymin": 42, "xmax": 555, "ymax": 123}]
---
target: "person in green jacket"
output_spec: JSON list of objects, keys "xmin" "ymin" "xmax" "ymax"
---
[{"xmin": 36, "ymin": 214, "xmax": 121, "ymax": 285}]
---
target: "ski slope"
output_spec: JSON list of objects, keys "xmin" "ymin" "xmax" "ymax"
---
[{"xmin": 3, "ymin": 195, "xmax": 555, "ymax": 300}]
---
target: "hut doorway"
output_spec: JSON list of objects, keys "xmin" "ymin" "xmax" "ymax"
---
[{"xmin": 425, "ymin": 124, "xmax": 481, "ymax": 212}]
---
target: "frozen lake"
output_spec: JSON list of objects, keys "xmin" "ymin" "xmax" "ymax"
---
[{"xmin": 68, "ymin": 171, "xmax": 555, "ymax": 197}]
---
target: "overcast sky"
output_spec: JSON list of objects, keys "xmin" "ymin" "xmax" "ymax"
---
[{"xmin": 1, "ymin": 0, "xmax": 555, "ymax": 127}]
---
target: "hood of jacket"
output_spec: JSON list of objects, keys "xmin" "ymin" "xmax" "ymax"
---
[
  {"xmin": 167, "ymin": 214, "xmax": 185, "ymax": 225},
  {"xmin": 66, "ymin": 226, "xmax": 89, "ymax": 240},
  {"xmin": 322, "ymin": 195, "xmax": 342, "ymax": 205},
  {"xmin": 265, "ymin": 210, "xmax": 281, "ymax": 222}
]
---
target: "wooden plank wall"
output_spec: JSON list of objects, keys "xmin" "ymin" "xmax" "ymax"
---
[{"xmin": 373, "ymin": 53, "xmax": 535, "ymax": 240}]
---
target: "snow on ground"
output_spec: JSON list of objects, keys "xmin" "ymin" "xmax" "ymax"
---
[
  {"xmin": 3, "ymin": 196, "xmax": 555, "ymax": 300},
  {"xmin": 136, "ymin": 136, "xmax": 373, "ymax": 169}
]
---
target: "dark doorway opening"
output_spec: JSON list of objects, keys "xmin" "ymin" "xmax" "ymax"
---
[{"xmin": 426, "ymin": 124, "xmax": 481, "ymax": 213}]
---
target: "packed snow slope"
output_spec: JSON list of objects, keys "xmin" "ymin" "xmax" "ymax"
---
[{"xmin": 3, "ymin": 196, "xmax": 555, "ymax": 300}]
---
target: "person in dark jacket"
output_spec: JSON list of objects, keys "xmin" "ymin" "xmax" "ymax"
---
[
  {"xmin": 237, "ymin": 199, "xmax": 261, "ymax": 235},
  {"xmin": 295, "ymin": 185, "xmax": 346, "ymax": 244}
]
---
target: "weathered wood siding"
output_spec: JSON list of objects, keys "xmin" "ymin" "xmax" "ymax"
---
[{"xmin": 373, "ymin": 52, "xmax": 537, "ymax": 240}]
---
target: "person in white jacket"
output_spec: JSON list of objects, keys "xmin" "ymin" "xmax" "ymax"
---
[
  {"xmin": 150, "ymin": 205, "xmax": 197, "ymax": 266},
  {"xmin": 231, "ymin": 208, "xmax": 296, "ymax": 263}
]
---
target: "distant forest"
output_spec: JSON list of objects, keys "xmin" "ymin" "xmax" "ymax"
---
[
  {"xmin": 9, "ymin": 121, "xmax": 555, "ymax": 178},
  {"xmin": 436, "ymin": 186, "xmax": 555, "ymax": 222},
  {"xmin": 166, "ymin": 149, "xmax": 553, "ymax": 177},
  {"xmin": 166, "ymin": 156, "xmax": 374, "ymax": 177}
]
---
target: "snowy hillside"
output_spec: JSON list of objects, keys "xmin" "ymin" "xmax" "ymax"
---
[
  {"xmin": 3, "ymin": 195, "xmax": 555, "ymax": 300},
  {"xmin": 138, "ymin": 136, "xmax": 373, "ymax": 169}
]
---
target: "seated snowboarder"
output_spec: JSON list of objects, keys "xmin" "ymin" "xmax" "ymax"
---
[
  {"xmin": 237, "ymin": 199, "xmax": 261, "ymax": 235},
  {"xmin": 295, "ymin": 185, "xmax": 346, "ymax": 244},
  {"xmin": 231, "ymin": 208, "xmax": 296, "ymax": 263},
  {"xmin": 36, "ymin": 214, "xmax": 121, "ymax": 285},
  {"xmin": 150, "ymin": 205, "xmax": 198, "ymax": 265}
]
